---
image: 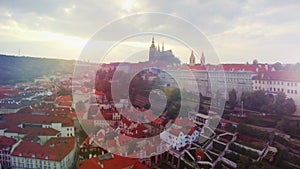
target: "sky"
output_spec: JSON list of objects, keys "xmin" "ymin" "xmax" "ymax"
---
[{"xmin": 0, "ymin": 0, "xmax": 300, "ymax": 64}]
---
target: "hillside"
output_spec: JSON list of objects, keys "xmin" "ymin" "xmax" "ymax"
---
[{"xmin": 0, "ymin": 54, "xmax": 75, "ymax": 85}]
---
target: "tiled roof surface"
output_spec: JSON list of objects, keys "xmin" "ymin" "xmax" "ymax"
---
[
  {"xmin": 77, "ymin": 154, "xmax": 150, "ymax": 169},
  {"xmin": 253, "ymin": 71, "xmax": 300, "ymax": 82},
  {"xmin": 0, "ymin": 136, "xmax": 17, "ymax": 150},
  {"xmin": 11, "ymin": 137, "xmax": 75, "ymax": 161}
]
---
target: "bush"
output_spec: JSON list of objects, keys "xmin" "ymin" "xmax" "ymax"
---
[
  {"xmin": 274, "ymin": 135, "xmax": 290, "ymax": 146},
  {"xmin": 236, "ymin": 140, "xmax": 264, "ymax": 150},
  {"xmin": 213, "ymin": 141, "xmax": 226, "ymax": 151},
  {"xmin": 224, "ymin": 123, "xmax": 236, "ymax": 133},
  {"xmin": 237, "ymin": 124, "xmax": 269, "ymax": 141},
  {"xmin": 224, "ymin": 152, "xmax": 239, "ymax": 162},
  {"xmin": 229, "ymin": 143, "xmax": 259, "ymax": 159},
  {"xmin": 245, "ymin": 116, "xmax": 277, "ymax": 128}
]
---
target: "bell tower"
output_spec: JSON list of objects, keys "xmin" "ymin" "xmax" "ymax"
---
[
  {"xmin": 189, "ymin": 50, "xmax": 195, "ymax": 66},
  {"xmin": 149, "ymin": 36, "xmax": 156, "ymax": 61},
  {"xmin": 200, "ymin": 51, "xmax": 205, "ymax": 65}
]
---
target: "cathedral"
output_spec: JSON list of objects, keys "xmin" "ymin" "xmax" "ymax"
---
[
  {"xmin": 189, "ymin": 50, "xmax": 206, "ymax": 66},
  {"xmin": 148, "ymin": 37, "xmax": 180, "ymax": 65}
]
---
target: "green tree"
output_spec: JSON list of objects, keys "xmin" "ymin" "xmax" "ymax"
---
[
  {"xmin": 215, "ymin": 161, "xmax": 223, "ymax": 169},
  {"xmin": 274, "ymin": 149, "xmax": 288, "ymax": 167},
  {"xmin": 273, "ymin": 62, "xmax": 283, "ymax": 71},
  {"xmin": 249, "ymin": 161, "xmax": 273, "ymax": 169},
  {"xmin": 282, "ymin": 98, "xmax": 296, "ymax": 115},
  {"xmin": 212, "ymin": 90, "xmax": 225, "ymax": 107},
  {"xmin": 228, "ymin": 88, "xmax": 237, "ymax": 109},
  {"xmin": 237, "ymin": 156, "xmax": 252, "ymax": 169}
]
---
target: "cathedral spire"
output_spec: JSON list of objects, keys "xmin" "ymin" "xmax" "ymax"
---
[
  {"xmin": 162, "ymin": 42, "xmax": 164, "ymax": 52},
  {"xmin": 158, "ymin": 44, "xmax": 160, "ymax": 52},
  {"xmin": 201, "ymin": 50, "xmax": 205, "ymax": 65},
  {"xmin": 189, "ymin": 50, "xmax": 195, "ymax": 65},
  {"xmin": 150, "ymin": 36, "xmax": 155, "ymax": 48}
]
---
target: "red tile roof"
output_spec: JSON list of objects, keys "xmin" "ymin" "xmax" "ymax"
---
[
  {"xmin": 95, "ymin": 90, "xmax": 105, "ymax": 95},
  {"xmin": 170, "ymin": 128, "xmax": 182, "ymax": 137},
  {"xmin": 55, "ymin": 95, "xmax": 73, "ymax": 107},
  {"xmin": 106, "ymin": 140, "xmax": 117, "ymax": 148},
  {"xmin": 12, "ymin": 137, "xmax": 75, "ymax": 161},
  {"xmin": 22, "ymin": 127, "xmax": 60, "ymax": 141},
  {"xmin": 175, "ymin": 117, "xmax": 194, "ymax": 128},
  {"xmin": 170, "ymin": 64, "xmax": 275, "ymax": 73},
  {"xmin": 118, "ymin": 134, "xmax": 131, "ymax": 147},
  {"xmin": 133, "ymin": 94, "xmax": 149, "ymax": 107},
  {"xmin": 188, "ymin": 127, "xmax": 197, "ymax": 136},
  {"xmin": 0, "ymin": 136, "xmax": 17, "ymax": 150},
  {"xmin": 153, "ymin": 118, "xmax": 164, "ymax": 125},
  {"xmin": 2, "ymin": 112, "xmax": 74, "ymax": 127},
  {"xmin": 0, "ymin": 89, "xmax": 22, "ymax": 99},
  {"xmin": 253, "ymin": 71, "xmax": 300, "ymax": 82},
  {"xmin": 77, "ymin": 154, "xmax": 150, "ymax": 169}
]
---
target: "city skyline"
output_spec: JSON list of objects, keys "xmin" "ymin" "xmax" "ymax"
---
[{"xmin": 0, "ymin": 0, "xmax": 300, "ymax": 64}]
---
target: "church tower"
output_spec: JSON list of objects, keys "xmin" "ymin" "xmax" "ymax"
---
[
  {"xmin": 149, "ymin": 37, "xmax": 157, "ymax": 61},
  {"xmin": 189, "ymin": 50, "xmax": 195, "ymax": 65},
  {"xmin": 200, "ymin": 51, "xmax": 205, "ymax": 65}
]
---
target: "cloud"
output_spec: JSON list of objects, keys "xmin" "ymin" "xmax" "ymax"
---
[{"xmin": 0, "ymin": 0, "xmax": 299, "ymax": 63}]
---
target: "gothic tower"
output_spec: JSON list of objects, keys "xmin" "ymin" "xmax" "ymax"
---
[
  {"xmin": 189, "ymin": 50, "xmax": 195, "ymax": 65},
  {"xmin": 149, "ymin": 37, "xmax": 157, "ymax": 61},
  {"xmin": 200, "ymin": 51, "xmax": 205, "ymax": 65}
]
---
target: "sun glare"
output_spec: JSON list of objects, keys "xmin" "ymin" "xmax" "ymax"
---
[{"xmin": 122, "ymin": 0, "xmax": 135, "ymax": 12}]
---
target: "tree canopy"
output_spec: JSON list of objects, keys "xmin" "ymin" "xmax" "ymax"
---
[
  {"xmin": 228, "ymin": 88, "xmax": 237, "ymax": 109},
  {"xmin": 241, "ymin": 90, "xmax": 296, "ymax": 115}
]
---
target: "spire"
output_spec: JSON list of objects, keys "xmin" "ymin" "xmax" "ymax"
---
[
  {"xmin": 201, "ymin": 50, "xmax": 205, "ymax": 65},
  {"xmin": 162, "ymin": 42, "xmax": 164, "ymax": 52},
  {"xmin": 189, "ymin": 50, "xmax": 195, "ymax": 65},
  {"xmin": 150, "ymin": 36, "xmax": 155, "ymax": 48},
  {"xmin": 158, "ymin": 44, "xmax": 160, "ymax": 52}
]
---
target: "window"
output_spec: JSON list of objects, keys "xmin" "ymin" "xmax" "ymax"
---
[
  {"xmin": 287, "ymin": 90, "xmax": 290, "ymax": 93},
  {"xmin": 282, "ymin": 88, "xmax": 284, "ymax": 92},
  {"xmin": 281, "ymin": 82, "xmax": 284, "ymax": 85},
  {"xmin": 291, "ymin": 90, "xmax": 294, "ymax": 94},
  {"xmin": 270, "ymin": 88, "xmax": 272, "ymax": 91},
  {"xmin": 296, "ymin": 90, "xmax": 298, "ymax": 94},
  {"xmin": 287, "ymin": 83, "xmax": 290, "ymax": 86}
]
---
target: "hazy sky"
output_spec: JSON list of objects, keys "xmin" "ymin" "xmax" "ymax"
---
[{"xmin": 0, "ymin": 0, "xmax": 300, "ymax": 64}]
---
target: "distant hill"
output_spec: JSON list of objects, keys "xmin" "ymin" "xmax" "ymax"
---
[{"xmin": 0, "ymin": 54, "xmax": 75, "ymax": 85}]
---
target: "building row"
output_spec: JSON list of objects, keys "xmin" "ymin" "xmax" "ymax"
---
[{"xmin": 0, "ymin": 136, "xmax": 76, "ymax": 169}]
